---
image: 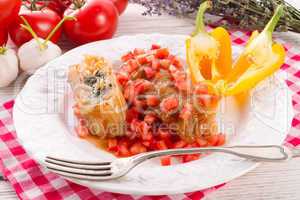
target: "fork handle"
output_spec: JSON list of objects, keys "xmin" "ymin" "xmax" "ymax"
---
[{"xmin": 132, "ymin": 145, "xmax": 292, "ymax": 164}]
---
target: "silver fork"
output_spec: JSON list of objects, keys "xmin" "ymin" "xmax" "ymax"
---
[{"xmin": 45, "ymin": 145, "xmax": 300, "ymax": 181}]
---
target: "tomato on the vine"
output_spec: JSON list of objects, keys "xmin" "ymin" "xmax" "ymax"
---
[
  {"xmin": 63, "ymin": 0, "xmax": 119, "ymax": 45},
  {"xmin": 0, "ymin": 0, "xmax": 22, "ymax": 27},
  {"xmin": 22, "ymin": 0, "xmax": 72, "ymax": 16},
  {"xmin": 9, "ymin": 3, "xmax": 62, "ymax": 47},
  {"xmin": 111, "ymin": 0, "xmax": 128, "ymax": 15},
  {"xmin": 45, "ymin": 0, "xmax": 72, "ymax": 15},
  {"xmin": 0, "ymin": 29, "xmax": 8, "ymax": 46}
]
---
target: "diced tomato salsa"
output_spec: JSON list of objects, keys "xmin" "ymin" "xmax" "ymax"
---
[{"xmin": 75, "ymin": 44, "xmax": 226, "ymax": 166}]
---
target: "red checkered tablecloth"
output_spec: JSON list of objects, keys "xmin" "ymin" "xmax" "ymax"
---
[{"xmin": 0, "ymin": 30, "xmax": 299, "ymax": 200}]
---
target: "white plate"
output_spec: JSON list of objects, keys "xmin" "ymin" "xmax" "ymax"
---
[{"xmin": 13, "ymin": 34, "xmax": 294, "ymax": 195}]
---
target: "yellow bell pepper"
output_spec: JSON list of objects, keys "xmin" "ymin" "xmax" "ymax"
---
[
  {"xmin": 186, "ymin": 1, "xmax": 232, "ymax": 83},
  {"xmin": 224, "ymin": 5, "xmax": 286, "ymax": 95}
]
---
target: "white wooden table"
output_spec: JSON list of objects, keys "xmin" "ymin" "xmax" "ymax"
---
[{"xmin": 1, "ymin": 2, "xmax": 300, "ymax": 199}]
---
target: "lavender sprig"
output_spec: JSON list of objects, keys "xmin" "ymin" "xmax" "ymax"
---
[{"xmin": 130, "ymin": 0, "xmax": 300, "ymax": 33}]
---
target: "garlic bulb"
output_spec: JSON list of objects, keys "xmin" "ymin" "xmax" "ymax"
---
[
  {"xmin": 18, "ymin": 38, "xmax": 62, "ymax": 75},
  {"xmin": 0, "ymin": 48, "xmax": 19, "ymax": 87}
]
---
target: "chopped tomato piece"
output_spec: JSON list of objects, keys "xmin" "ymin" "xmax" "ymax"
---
[
  {"xmin": 168, "ymin": 64, "xmax": 177, "ymax": 74},
  {"xmin": 156, "ymin": 140, "xmax": 168, "ymax": 150},
  {"xmin": 121, "ymin": 52, "xmax": 135, "ymax": 62},
  {"xmin": 146, "ymin": 95, "xmax": 160, "ymax": 107},
  {"xmin": 216, "ymin": 134, "xmax": 226, "ymax": 146},
  {"xmin": 137, "ymin": 56, "xmax": 149, "ymax": 65},
  {"xmin": 130, "ymin": 119, "xmax": 142, "ymax": 134},
  {"xmin": 160, "ymin": 96, "xmax": 179, "ymax": 112},
  {"xmin": 116, "ymin": 71, "xmax": 129, "ymax": 87},
  {"xmin": 182, "ymin": 154, "xmax": 200, "ymax": 163},
  {"xmin": 151, "ymin": 59, "xmax": 160, "ymax": 70},
  {"xmin": 119, "ymin": 145, "xmax": 131, "ymax": 157},
  {"xmin": 172, "ymin": 70, "xmax": 186, "ymax": 82},
  {"xmin": 127, "ymin": 59, "xmax": 139, "ymax": 73},
  {"xmin": 196, "ymin": 137, "xmax": 208, "ymax": 147},
  {"xmin": 197, "ymin": 93, "xmax": 220, "ymax": 108},
  {"xmin": 144, "ymin": 114, "xmax": 157, "ymax": 124},
  {"xmin": 73, "ymin": 104, "xmax": 83, "ymax": 118},
  {"xmin": 206, "ymin": 135, "xmax": 219, "ymax": 146},
  {"xmin": 75, "ymin": 125, "xmax": 89, "ymax": 138},
  {"xmin": 197, "ymin": 94, "xmax": 214, "ymax": 107},
  {"xmin": 130, "ymin": 142, "xmax": 147, "ymax": 155},
  {"xmin": 124, "ymin": 82, "xmax": 135, "ymax": 101},
  {"xmin": 133, "ymin": 48, "xmax": 145, "ymax": 56},
  {"xmin": 151, "ymin": 44, "xmax": 161, "ymax": 50},
  {"xmin": 210, "ymin": 95, "xmax": 220, "ymax": 106},
  {"xmin": 160, "ymin": 59, "xmax": 171, "ymax": 69},
  {"xmin": 140, "ymin": 122, "xmax": 152, "ymax": 140},
  {"xmin": 180, "ymin": 104, "xmax": 192, "ymax": 120},
  {"xmin": 194, "ymin": 83, "xmax": 209, "ymax": 94},
  {"xmin": 107, "ymin": 138, "xmax": 118, "ymax": 151},
  {"xmin": 155, "ymin": 48, "xmax": 170, "ymax": 59},
  {"xmin": 79, "ymin": 119, "xmax": 87, "ymax": 126},
  {"xmin": 125, "ymin": 130, "xmax": 137, "ymax": 139},
  {"xmin": 160, "ymin": 156, "xmax": 171, "ymax": 166},
  {"xmin": 158, "ymin": 129, "xmax": 171, "ymax": 140},
  {"xmin": 170, "ymin": 55, "xmax": 183, "ymax": 69},
  {"xmin": 144, "ymin": 67, "xmax": 156, "ymax": 79},
  {"xmin": 142, "ymin": 141, "xmax": 151, "ymax": 147},
  {"xmin": 134, "ymin": 80, "xmax": 153, "ymax": 94},
  {"xmin": 126, "ymin": 107, "xmax": 139, "ymax": 123},
  {"xmin": 133, "ymin": 98, "xmax": 146, "ymax": 109},
  {"xmin": 173, "ymin": 140, "xmax": 187, "ymax": 148},
  {"xmin": 175, "ymin": 80, "xmax": 188, "ymax": 91}
]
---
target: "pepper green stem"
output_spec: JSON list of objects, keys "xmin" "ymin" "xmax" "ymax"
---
[
  {"xmin": 193, "ymin": 1, "xmax": 212, "ymax": 36},
  {"xmin": 20, "ymin": 16, "xmax": 45, "ymax": 51},
  {"xmin": 263, "ymin": 5, "xmax": 285, "ymax": 38},
  {"xmin": 0, "ymin": 47, "xmax": 7, "ymax": 55},
  {"xmin": 43, "ymin": 16, "xmax": 76, "ymax": 46}
]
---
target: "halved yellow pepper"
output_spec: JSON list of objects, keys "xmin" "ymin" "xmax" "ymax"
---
[
  {"xmin": 186, "ymin": 1, "xmax": 232, "ymax": 83},
  {"xmin": 224, "ymin": 5, "xmax": 285, "ymax": 95},
  {"xmin": 210, "ymin": 27, "xmax": 232, "ymax": 79},
  {"xmin": 225, "ymin": 44, "xmax": 285, "ymax": 95}
]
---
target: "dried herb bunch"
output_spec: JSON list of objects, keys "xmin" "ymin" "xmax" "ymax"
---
[{"xmin": 130, "ymin": 0, "xmax": 300, "ymax": 33}]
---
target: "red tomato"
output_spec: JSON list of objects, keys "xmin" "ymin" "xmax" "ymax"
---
[
  {"xmin": 111, "ymin": 0, "xmax": 128, "ymax": 15},
  {"xmin": 63, "ymin": 0, "xmax": 119, "ymax": 45},
  {"xmin": 0, "ymin": 28, "xmax": 8, "ymax": 46},
  {"xmin": 9, "ymin": 6, "xmax": 62, "ymax": 47},
  {"xmin": 47, "ymin": 0, "xmax": 72, "ymax": 15},
  {"xmin": 0, "ymin": 0, "xmax": 21, "ymax": 27},
  {"xmin": 23, "ymin": 0, "xmax": 72, "ymax": 15}
]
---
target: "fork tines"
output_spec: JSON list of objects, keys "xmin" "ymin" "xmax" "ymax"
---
[{"xmin": 45, "ymin": 156, "xmax": 114, "ymax": 181}]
